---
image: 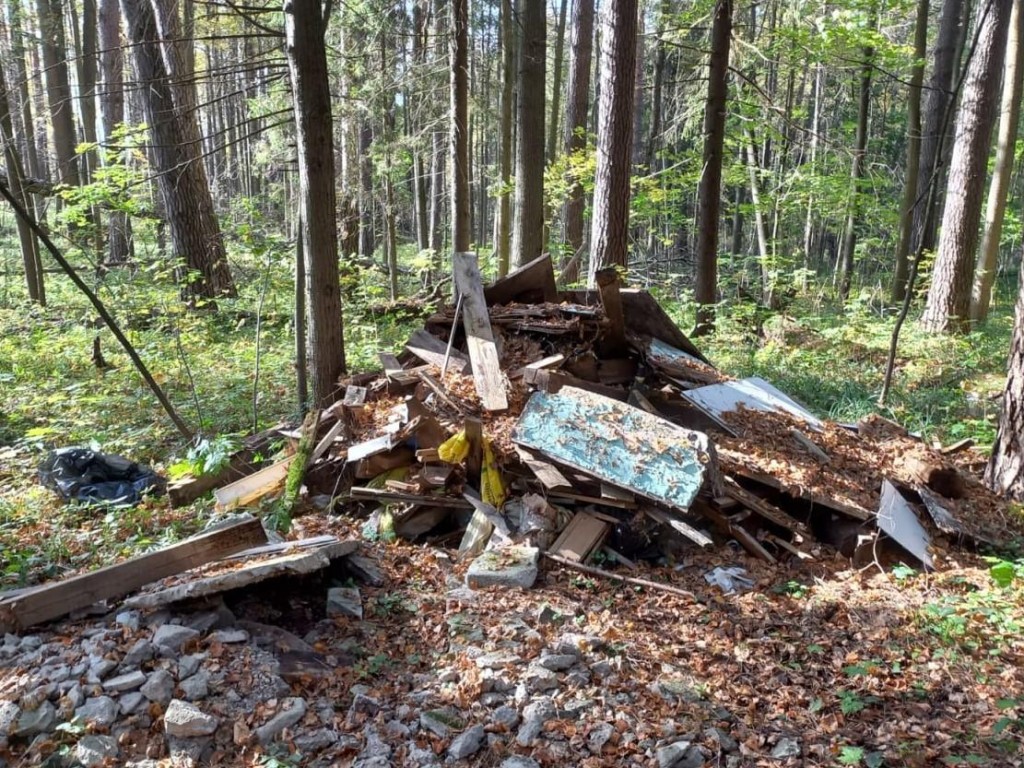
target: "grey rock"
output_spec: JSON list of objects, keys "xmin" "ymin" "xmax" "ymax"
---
[
  {"xmin": 565, "ymin": 670, "xmax": 590, "ymax": 688},
  {"xmin": 122, "ymin": 640, "xmax": 155, "ymax": 668},
  {"xmin": 12, "ymin": 701, "xmax": 56, "ymax": 738},
  {"xmin": 384, "ymin": 719, "xmax": 410, "ymax": 739},
  {"xmin": 74, "ymin": 734, "xmax": 119, "ymax": 767},
  {"xmin": 406, "ymin": 742, "xmax": 440, "ymax": 767},
  {"xmin": 120, "ymin": 692, "xmax": 145, "ymax": 715},
  {"xmin": 255, "ymin": 697, "xmax": 306, "ymax": 745},
  {"xmin": 590, "ymin": 660, "xmax": 613, "ymax": 678},
  {"xmin": 479, "ymin": 692, "xmax": 507, "ymax": 707},
  {"xmin": 40, "ymin": 663, "xmax": 71, "ymax": 684},
  {"xmin": 587, "ymin": 722, "xmax": 614, "ymax": 754},
  {"xmin": 466, "ymin": 546, "xmax": 539, "ymax": 590},
  {"xmin": 294, "ymin": 728, "xmax": 340, "ymax": 753},
  {"xmin": 327, "ymin": 587, "xmax": 363, "ymax": 619},
  {"xmin": 141, "ymin": 669, "xmax": 175, "ymax": 704},
  {"xmin": 164, "ymin": 699, "xmax": 219, "ymax": 738},
  {"xmin": 102, "ymin": 670, "xmax": 147, "ymax": 692},
  {"xmin": 62, "ymin": 684, "xmax": 84, "ymax": 711},
  {"xmin": 538, "ymin": 653, "xmax": 577, "ymax": 671},
  {"xmin": 420, "ymin": 708, "xmax": 463, "ymax": 738},
  {"xmin": 657, "ymin": 741, "xmax": 704, "ymax": 768},
  {"xmin": 491, "ymin": 705, "xmax": 519, "ymax": 729},
  {"xmin": 184, "ymin": 610, "xmax": 225, "ymax": 634},
  {"xmin": 153, "ymin": 624, "xmax": 199, "ymax": 655},
  {"xmin": 524, "ymin": 664, "xmax": 559, "ymax": 693},
  {"xmin": 500, "ymin": 758, "xmax": 540, "ymax": 768},
  {"xmin": 208, "ymin": 628, "xmax": 248, "ymax": 644},
  {"xmin": 355, "ymin": 724, "xmax": 391, "ymax": 765},
  {"xmin": 474, "ymin": 652, "xmax": 520, "ymax": 669},
  {"xmin": 516, "ymin": 698, "xmax": 555, "ymax": 746},
  {"xmin": 116, "ymin": 610, "xmax": 141, "ymax": 631},
  {"xmin": 536, "ymin": 605, "xmax": 562, "ymax": 625},
  {"xmin": 177, "ymin": 654, "xmax": 205, "ymax": 680},
  {"xmin": 350, "ymin": 693, "xmax": 380, "ymax": 717},
  {"xmin": 0, "ymin": 700, "xmax": 21, "ymax": 744},
  {"xmin": 771, "ymin": 737, "xmax": 800, "ymax": 759},
  {"xmin": 167, "ymin": 735, "xmax": 213, "ymax": 765},
  {"xmin": 89, "ymin": 658, "xmax": 117, "ymax": 680},
  {"xmin": 179, "ymin": 670, "xmax": 211, "ymax": 701},
  {"xmin": 19, "ymin": 635, "xmax": 42, "ymax": 651},
  {"xmin": 706, "ymin": 727, "xmax": 738, "ymax": 753},
  {"xmin": 447, "ymin": 724, "xmax": 485, "ymax": 760},
  {"xmin": 75, "ymin": 696, "xmax": 119, "ymax": 728}
]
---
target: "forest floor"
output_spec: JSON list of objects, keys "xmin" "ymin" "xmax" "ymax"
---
[{"xmin": 1, "ymin": 270, "xmax": 1024, "ymax": 766}]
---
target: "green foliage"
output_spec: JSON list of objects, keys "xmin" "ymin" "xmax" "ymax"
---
[{"xmin": 168, "ymin": 435, "xmax": 239, "ymax": 480}]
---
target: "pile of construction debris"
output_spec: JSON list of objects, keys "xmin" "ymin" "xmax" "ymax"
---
[{"xmin": 167, "ymin": 252, "xmax": 1009, "ymax": 587}]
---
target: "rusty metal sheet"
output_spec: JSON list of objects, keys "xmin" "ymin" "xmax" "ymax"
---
[
  {"xmin": 512, "ymin": 386, "xmax": 709, "ymax": 516},
  {"xmin": 878, "ymin": 479, "xmax": 933, "ymax": 570},
  {"xmin": 682, "ymin": 376, "xmax": 823, "ymax": 430}
]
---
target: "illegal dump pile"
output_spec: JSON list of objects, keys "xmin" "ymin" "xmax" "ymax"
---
[{"xmin": 174, "ymin": 252, "xmax": 1010, "ymax": 587}]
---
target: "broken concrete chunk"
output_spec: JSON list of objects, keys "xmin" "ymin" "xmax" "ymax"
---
[
  {"xmin": 466, "ymin": 546, "xmax": 539, "ymax": 590},
  {"xmin": 327, "ymin": 587, "xmax": 363, "ymax": 619},
  {"xmin": 153, "ymin": 624, "xmax": 200, "ymax": 654},
  {"xmin": 164, "ymin": 699, "xmax": 220, "ymax": 738},
  {"xmin": 255, "ymin": 697, "xmax": 307, "ymax": 745},
  {"xmin": 448, "ymin": 723, "xmax": 486, "ymax": 760},
  {"xmin": 74, "ymin": 735, "xmax": 120, "ymax": 767}
]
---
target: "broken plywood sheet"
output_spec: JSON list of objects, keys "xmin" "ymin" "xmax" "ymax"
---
[
  {"xmin": 124, "ymin": 540, "xmax": 359, "ymax": 610},
  {"xmin": 452, "ymin": 252, "xmax": 508, "ymax": 411},
  {"xmin": 484, "ymin": 253, "xmax": 558, "ymax": 306},
  {"xmin": 512, "ymin": 386, "xmax": 709, "ymax": 520},
  {"xmin": 916, "ymin": 485, "xmax": 995, "ymax": 546},
  {"xmin": 214, "ymin": 456, "xmax": 295, "ymax": 511},
  {"xmin": 682, "ymin": 376, "xmax": 823, "ymax": 431},
  {"xmin": 878, "ymin": 479, "xmax": 933, "ymax": 570},
  {"xmin": 549, "ymin": 511, "xmax": 610, "ymax": 562},
  {"xmin": 405, "ymin": 329, "xmax": 471, "ymax": 375}
]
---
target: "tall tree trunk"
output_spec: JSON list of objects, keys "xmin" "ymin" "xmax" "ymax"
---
[
  {"xmin": 913, "ymin": 0, "xmax": 966, "ymax": 257},
  {"xmin": 8, "ymin": 0, "xmax": 43, "ymax": 182},
  {"xmin": 99, "ymin": 0, "xmax": 133, "ymax": 266},
  {"xmin": 693, "ymin": 0, "xmax": 732, "ymax": 335},
  {"xmin": 802, "ymin": 64, "xmax": 823, "ymax": 270},
  {"xmin": 121, "ymin": 0, "xmax": 236, "ymax": 300},
  {"xmin": 922, "ymin": 0, "xmax": 1012, "ymax": 333},
  {"xmin": 744, "ymin": 130, "xmax": 771, "ymax": 302},
  {"xmin": 36, "ymin": 0, "xmax": 81, "ymax": 188},
  {"xmin": 451, "ymin": 0, "xmax": 471, "ymax": 252},
  {"xmin": 891, "ymin": 0, "xmax": 929, "ymax": 303},
  {"xmin": 987, "ymin": 261, "xmax": 1024, "ymax": 498},
  {"xmin": 838, "ymin": 17, "xmax": 875, "ymax": 305},
  {"xmin": 546, "ymin": 0, "xmax": 568, "ymax": 164},
  {"xmin": 587, "ymin": 0, "xmax": 637, "ymax": 283},
  {"xmin": 971, "ymin": 0, "xmax": 1024, "ymax": 323},
  {"xmin": 511, "ymin": 0, "xmax": 546, "ymax": 266},
  {"xmin": 561, "ymin": 0, "xmax": 594, "ymax": 282},
  {"xmin": 0, "ymin": 63, "xmax": 44, "ymax": 303},
  {"xmin": 359, "ymin": 122, "xmax": 375, "ymax": 259},
  {"xmin": 285, "ymin": 0, "xmax": 346, "ymax": 406},
  {"xmin": 496, "ymin": 0, "xmax": 516, "ymax": 276}
]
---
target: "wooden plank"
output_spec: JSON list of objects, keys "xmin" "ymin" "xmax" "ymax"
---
[
  {"xmin": 403, "ymin": 397, "xmax": 449, "ymax": 449},
  {"xmin": 595, "ymin": 268, "xmax": 627, "ymax": 355},
  {"xmin": 0, "ymin": 518, "xmax": 268, "ymax": 632},
  {"xmin": 484, "ymin": 253, "xmax": 558, "ymax": 306},
  {"xmin": 513, "ymin": 386, "xmax": 710, "ymax": 516},
  {"xmin": 167, "ymin": 429, "xmax": 280, "ymax": 508},
  {"xmin": 515, "ymin": 446, "xmax": 573, "ymax": 491},
  {"xmin": 510, "ymin": 354, "xmax": 565, "ymax": 380},
  {"xmin": 220, "ymin": 535, "xmax": 340, "ymax": 562},
  {"xmin": 342, "ymin": 385, "xmax": 368, "ymax": 408},
  {"xmin": 547, "ymin": 491, "xmax": 637, "ymax": 509},
  {"xmin": 416, "ymin": 448, "xmax": 441, "ymax": 463},
  {"xmin": 405, "ymin": 329, "xmax": 471, "ymax": 374},
  {"xmin": 722, "ymin": 478, "xmax": 814, "ymax": 538},
  {"xmin": 311, "ymin": 419, "xmax": 347, "ymax": 464},
  {"xmin": 416, "ymin": 370, "xmax": 466, "ymax": 415},
  {"xmin": 683, "ymin": 377, "xmax": 823, "ymax": 431},
  {"xmin": 214, "ymin": 456, "xmax": 295, "ymax": 511},
  {"xmin": 523, "ymin": 367, "xmax": 627, "ymax": 401},
  {"xmin": 790, "ymin": 428, "xmax": 830, "ymax": 463},
  {"xmin": 350, "ymin": 487, "xmax": 473, "ymax": 508},
  {"xmin": 549, "ymin": 511, "xmax": 610, "ymax": 562},
  {"xmin": 355, "ymin": 447, "xmax": 415, "ymax": 479},
  {"xmin": 452, "ymin": 252, "xmax": 508, "ymax": 411},
  {"xmin": 642, "ymin": 506, "xmax": 714, "ymax": 548},
  {"xmin": 694, "ymin": 500, "xmax": 776, "ymax": 563},
  {"xmin": 940, "ymin": 438, "xmax": 975, "ymax": 455}
]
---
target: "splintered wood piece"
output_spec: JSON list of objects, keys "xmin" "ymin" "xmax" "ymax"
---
[
  {"xmin": 342, "ymin": 385, "xmax": 368, "ymax": 408},
  {"xmin": 694, "ymin": 501, "xmax": 776, "ymax": 563},
  {"xmin": 722, "ymin": 477, "xmax": 814, "ymax": 539},
  {"xmin": 350, "ymin": 487, "xmax": 473, "ymax": 508},
  {"xmin": 417, "ymin": 370, "xmax": 466, "ymax": 415},
  {"xmin": 214, "ymin": 456, "xmax": 295, "ymax": 511},
  {"xmin": 643, "ymin": 506, "xmax": 714, "ymax": 548},
  {"xmin": 416, "ymin": 448, "xmax": 441, "ymax": 463},
  {"xmin": 484, "ymin": 252, "xmax": 558, "ymax": 306},
  {"xmin": 167, "ymin": 427, "xmax": 282, "ymax": 507},
  {"xmin": 347, "ymin": 433, "xmax": 394, "ymax": 463},
  {"xmin": 311, "ymin": 419, "xmax": 347, "ymax": 464},
  {"xmin": 595, "ymin": 268, "xmax": 627, "ymax": 355},
  {"xmin": 379, "ymin": 352, "xmax": 403, "ymax": 375},
  {"xmin": 940, "ymin": 438, "xmax": 975, "ymax": 455},
  {"xmin": 514, "ymin": 386, "xmax": 710, "ymax": 517},
  {"xmin": 515, "ymin": 446, "xmax": 573, "ymax": 491},
  {"xmin": 0, "ymin": 517, "xmax": 268, "ymax": 633},
  {"xmin": 548, "ymin": 491, "xmax": 637, "ymax": 509},
  {"xmin": 452, "ymin": 252, "xmax": 508, "ymax": 411},
  {"xmin": 405, "ymin": 329, "xmax": 471, "ymax": 374},
  {"xmin": 543, "ymin": 553, "xmax": 701, "ymax": 602},
  {"xmin": 522, "ymin": 367, "xmax": 627, "ymax": 401},
  {"xmin": 403, "ymin": 397, "xmax": 449, "ymax": 449},
  {"xmin": 510, "ymin": 354, "xmax": 566, "ymax": 380},
  {"xmin": 419, "ymin": 464, "xmax": 453, "ymax": 487},
  {"xmin": 549, "ymin": 511, "xmax": 610, "ymax": 562}
]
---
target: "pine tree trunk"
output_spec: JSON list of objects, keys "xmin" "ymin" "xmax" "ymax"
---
[
  {"xmin": 511, "ymin": 0, "xmax": 546, "ymax": 267},
  {"xmin": 561, "ymin": 0, "xmax": 594, "ymax": 282},
  {"xmin": 495, "ymin": 0, "xmax": 515, "ymax": 276},
  {"xmin": 693, "ymin": 0, "xmax": 732, "ymax": 335},
  {"xmin": 971, "ymin": 0, "xmax": 1024, "ymax": 324},
  {"xmin": 99, "ymin": 0, "xmax": 133, "ymax": 266},
  {"xmin": 922, "ymin": 0, "xmax": 1012, "ymax": 333},
  {"xmin": 987, "ymin": 264, "xmax": 1024, "ymax": 499},
  {"xmin": 122, "ymin": 0, "xmax": 236, "ymax": 301},
  {"xmin": 36, "ymin": 0, "xmax": 81, "ymax": 188},
  {"xmin": 587, "ymin": 0, "xmax": 638, "ymax": 284},
  {"xmin": 451, "ymin": 0, "xmax": 471, "ymax": 252},
  {"xmin": 285, "ymin": 0, "xmax": 346, "ymax": 406}
]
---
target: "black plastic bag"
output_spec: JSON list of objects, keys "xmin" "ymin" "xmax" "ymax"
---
[{"xmin": 38, "ymin": 447, "xmax": 165, "ymax": 506}]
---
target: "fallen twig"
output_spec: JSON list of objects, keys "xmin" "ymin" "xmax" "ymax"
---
[{"xmin": 542, "ymin": 552, "xmax": 703, "ymax": 603}]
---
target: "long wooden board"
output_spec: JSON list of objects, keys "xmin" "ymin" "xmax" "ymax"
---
[
  {"xmin": 452, "ymin": 252, "xmax": 508, "ymax": 411},
  {"xmin": 405, "ymin": 329, "xmax": 471, "ymax": 374},
  {"xmin": 0, "ymin": 517, "xmax": 268, "ymax": 632}
]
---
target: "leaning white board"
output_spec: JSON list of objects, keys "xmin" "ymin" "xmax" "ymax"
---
[{"xmin": 681, "ymin": 376, "xmax": 823, "ymax": 431}]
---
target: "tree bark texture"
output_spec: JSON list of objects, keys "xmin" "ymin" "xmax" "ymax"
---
[
  {"xmin": 285, "ymin": 0, "xmax": 346, "ymax": 406},
  {"xmin": 693, "ymin": 0, "xmax": 732, "ymax": 335},
  {"xmin": 971, "ymin": 0, "xmax": 1024, "ymax": 323},
  {"xmin": 586, "ymin": 0, "xmax": 638, "ymax": 285},
  {"xmin": 36, "ymin": 0, "xmax": 81, "ymax": 188},
  {"xmin": 922, "ymin": 0, "xmax": 1012, "ymax": 333},
  {"xmin": 451, "ymin": 0, "xmax": 471, "ymax": 252},
  {"xmin": 511, "ymin": 0, "xmax": 546, "ymax": 267},
  {"xmin": 121, "ymin": 0, "xmax": 236, "ymax": 300},
  {"xmin": 496, "ymin": 0, "xmax": 515, "ymax": 276},
  {"xmin": 987, "ymin": 266, "xmax": 1024, "ymax": 499},
  {"xmin": 99, "ymin": 0, "xmax": 133, "ymax": 266},
  {"xmin": 561, "ymin": 0, "xmax": 595, "ymax": 282}
]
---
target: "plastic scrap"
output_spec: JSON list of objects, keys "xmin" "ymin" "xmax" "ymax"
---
[
  {"xmin": 703, "ymin": 566, "xmax": 754, "ymax": 594},
  {"xmin": 480, "ymin": 438, "xmax": 506, "ymax": 507},
  {"xmin": 438, "ymin": 430, "xmax": 470, "ymax": 464},
  {"xmin": 38, "ymin": 447, "xmax": 165, "ymax": 506}
]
